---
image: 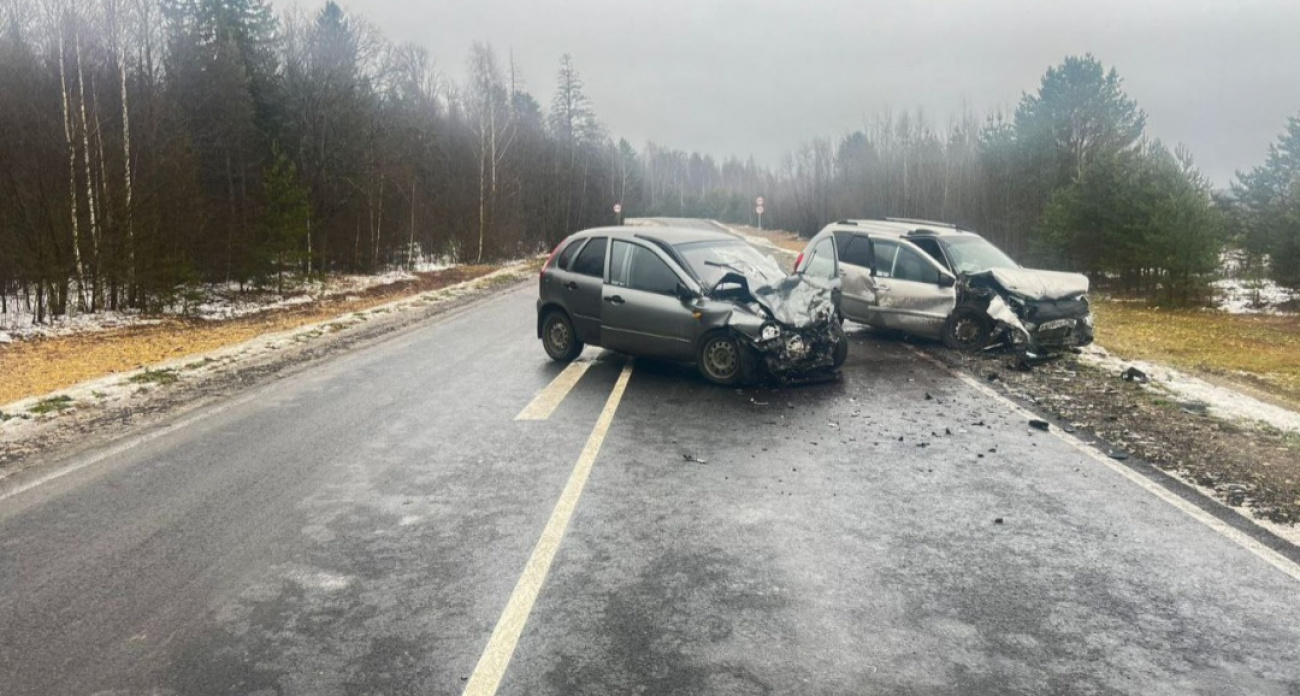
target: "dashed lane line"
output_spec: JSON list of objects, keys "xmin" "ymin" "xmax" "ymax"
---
[
  {"xmin": 463, "ymin": 359, "xmax": 635, "ymax": 696},
  {"xmin": 909, "ymin": 346, "xmax": 1300, "ymax": 585},
  {"xmin": 514, "ymin": 359, "xmax": 593, "ymax": 421}
]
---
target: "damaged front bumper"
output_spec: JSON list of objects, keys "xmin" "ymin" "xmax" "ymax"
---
[
  {"xmin": 749, "ymin": 321, "xmax": 841, "ymax": 376},
  {"xmin": 987, "ymin": 294, "xmax": 1094, "ymax": 353}
]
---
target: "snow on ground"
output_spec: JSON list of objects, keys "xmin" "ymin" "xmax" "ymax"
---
[
  {"xmin": 1078, "ymin": 345, "xmax": 1300, "ymax": 434},
  {"xmin": 0, "ymin": 260, "xmax": 536, "ymax": 424},
  {"xmin": 0, "ymin": 268, "xmax": 446, "ymax": 343},
  {"xmin": 1211, "ymin": 277, "xmax": 1298, "ymax": 315}
]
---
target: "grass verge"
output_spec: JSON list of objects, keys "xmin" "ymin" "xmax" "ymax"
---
[
  {"xmin": 1093, "ymin": 299, "xmax": 1300, "ymax": 409},
  {"xmin": 0, "ymin": 265, "xmax": 504, "ymax": 405}
]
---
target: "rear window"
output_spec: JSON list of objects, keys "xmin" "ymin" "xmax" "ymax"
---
[
  {"xmin": 571, "ymin": 237, "xmax": 607, "ymax": 278},
  {"xmin": 556, "ymin": 238, "xmax": 585, "ymax": 270}
]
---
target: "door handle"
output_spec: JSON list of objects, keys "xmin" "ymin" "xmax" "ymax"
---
[
  {"xmin": 564, "ymin": 281, "xmax": 579, "ymax": 290},
  {"xmin": 604, "ymin": 295, "xmax": 625, "ymax": 305}
]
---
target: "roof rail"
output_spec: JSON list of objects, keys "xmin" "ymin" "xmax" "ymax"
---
[
  {"xmin": 883, "ymin": 217, "xmax": 959, "ymax": 228},
  {"xmin": 834, "ymin": 220, "xmax": 858, "ymax": 226}
]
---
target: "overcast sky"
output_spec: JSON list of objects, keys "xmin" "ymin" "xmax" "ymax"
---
[{"xmin": 282, "ymin": 0, "xmax": 1300, "ymax": 187}]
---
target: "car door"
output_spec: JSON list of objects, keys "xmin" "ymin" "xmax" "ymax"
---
[
  {"xmin": 870, "ymin": 238, "xmax": 956, "ymax": 338},
  {"xmin": 833, "ymin": 232, "xmax": 878, "ymax": 324},
  {"xmin": 560, "ymin": 236, "xmax": 607, "ymax": 344},
  {"xmin": 600, "ymin": 239, "xmax": 697, "ymax": 360},
  {"xmin": 799, "ymin": 235, "xmax": 842, "ymax": 318}
]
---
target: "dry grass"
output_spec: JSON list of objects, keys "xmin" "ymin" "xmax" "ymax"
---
[
  {"xmin": 0, "ymin": 265, "xmax": 500, "ymax": 405},
  {"xmin": 1093, "ymin": 299, "xmax": 1300, "ymax": 409}
]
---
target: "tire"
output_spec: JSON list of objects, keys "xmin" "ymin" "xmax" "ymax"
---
[
  {"xmin": 697, "ymin": 331, "xmax": 745, "ymax": 386},
  {"xmin": 541, "ymin": 310, "xmax": 583, "ymax": 362},
  {"xmin": 942, "ymin": 307, "xmax": 992, "ymax": 352},
  {"xmin": 831, "ymin": 322, "xmax": 849, "ymax": 368}
]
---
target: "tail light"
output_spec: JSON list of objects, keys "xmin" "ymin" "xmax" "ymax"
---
[
  {"xmin": 794, "ymin": 252, "xmax": 804, "ymax": 271},
  {"xmin": 541, "ymin": 241, "xmax": 563, "ymax": 278}
]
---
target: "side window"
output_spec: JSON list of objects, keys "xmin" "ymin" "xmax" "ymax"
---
[
  {"xmin": 572, "ymin": 237, "xmax": 607, "ymax": 278},
  {"xmin": 804, "ymin": 238, "xmax": 837, "ymax": 280},
  {"xmin": 894, "ymin": 245, "xmax": 941, "ymax": 284},
  {"xmin": 627, "ymin": 245, "xmax": 681, "ymax": 295},
  {"xmin": 557, "ymin": 238, "xmax": 585, "ymax": 271},
  {"xmin": 609, "ymin": 240, "xmax": 634, "ymax": 286},
  {"xmin": 910, "ymin": 238, "xmax": 949, "ymax": 271},
  {"xmin": 873, "ymin": 240, "xmax": 899, "ymax": 278},
  {"xmin": 840, "ymin": 235, "xmax": 874, "ymax": 268}
]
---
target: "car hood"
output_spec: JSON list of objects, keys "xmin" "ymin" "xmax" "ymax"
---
[
  {"xmin": 971, "ymin": 267, "xmax": 1090, "ymax": 301},
  {"xmin": 749, "ymin": 275, "xmax": 836, "ymax": 329}
]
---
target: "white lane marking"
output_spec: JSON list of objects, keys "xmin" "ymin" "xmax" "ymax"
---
[
  {"xmin": 514, "ymin": 360, "xmax": 593, "ymax": 421},
  {"xmin": 909, "ymin": 346, "xmax": 1300, "ymax": 584},
  {"xmin": 463, "ymin": 360, "xmax": 635, "ymax": 696}
]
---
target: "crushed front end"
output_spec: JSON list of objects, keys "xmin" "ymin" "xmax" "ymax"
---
[
  {"xmin": 963, "ymin": 268, "xmax": 1095, "ymax": 354},
  {"xmin": 709, "ymin": 271, "xmax": 844, "ymax": 381}
]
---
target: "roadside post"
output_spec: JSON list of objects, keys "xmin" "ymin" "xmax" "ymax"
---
[
  {"xmin": 756, "ymin": 196, "xmax": 765, "ymax": 230},
  {"xmin": 614, "ymin": 202, "xmax": 623, "ymax": 225}
]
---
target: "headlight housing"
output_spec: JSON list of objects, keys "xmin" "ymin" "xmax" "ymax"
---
[{"xmin": 761, "ymin": 324, "xmax": 781, "ymax": 341}]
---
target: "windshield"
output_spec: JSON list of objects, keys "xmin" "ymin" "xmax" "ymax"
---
[
  {"xmin": 675, "ymin": 240, "xmax": 785, "ymax": 288},
  {"xmin": 941, "ymin": 236, "xmax": 1020, "ymax": 274}
]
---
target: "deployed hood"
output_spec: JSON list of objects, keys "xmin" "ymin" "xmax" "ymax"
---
[
  {"xmin": 751, "ymin": 275, "xmax": 835, "ymax": 328},
  {"xmin": 974, "ymin": 267, "xmax": 1089, "ymax": 301},
  {"xmin": 709, "ymin": 270, "xmax": 835, "ymax": 329}
]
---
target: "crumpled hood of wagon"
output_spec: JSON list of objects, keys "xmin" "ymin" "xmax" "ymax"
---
[{"xmin": 972, "ymin": 267, "xmax": 1090, "ymax": 301}]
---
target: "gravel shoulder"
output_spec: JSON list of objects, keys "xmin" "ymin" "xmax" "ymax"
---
[{"xmin": 928, "ymin": 343, "xmax": 1300, "ymax": 534}]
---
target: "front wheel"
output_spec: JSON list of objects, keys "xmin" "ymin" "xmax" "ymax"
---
[
  {"xmin": 831, "ymin": 322, "xmax": 848, "ymax": 368},
  {"xmin": 942, "ymin": 307, "xmax": 991, "ymax": 352},
  {"xmin": 542, "ymin": 311, "xmax": 583, "ymax": 362},
  {"xmin": 697, "ymin": 331, "xmax": 745, "ymax": 386}
]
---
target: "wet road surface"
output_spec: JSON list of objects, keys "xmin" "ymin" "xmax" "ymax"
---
[{"xmin": 2, "ymin": 284, "xmax": 1299, "ymax": 695}]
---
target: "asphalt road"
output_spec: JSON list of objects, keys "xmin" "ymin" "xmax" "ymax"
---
[{"xmin": 2, "ymin": 281, "xmax": 1300, "ymax": 695}]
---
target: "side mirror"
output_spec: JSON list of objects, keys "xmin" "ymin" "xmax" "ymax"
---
[
  {"xmin": 938, "ymin": 274, "xmax": 956, "ymax": 288},
  {"xmin": 675, "ymin": 282, "xmax": 697, "ymax": 302}
]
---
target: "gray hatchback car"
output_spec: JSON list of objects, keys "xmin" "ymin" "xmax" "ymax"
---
[{"xmin": 536, "ymin": 226, "xmax": 847, "ymax": 385}]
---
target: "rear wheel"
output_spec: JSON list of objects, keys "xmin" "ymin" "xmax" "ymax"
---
[
  {"xmin": 698, "ymin": 331, "xmax": 744, "ymax": 386},
  {"xmin": 942, "ymin": 307, "xmax": 991, "ymax": 352},
  {"xmin": 542, "ymin": 311, "xmax": 583, "ymax": 362}
]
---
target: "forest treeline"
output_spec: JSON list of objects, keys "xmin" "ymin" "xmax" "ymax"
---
[{"xmin": 1, "ymin": 0, "xmax": 1297, "ymax": 323}]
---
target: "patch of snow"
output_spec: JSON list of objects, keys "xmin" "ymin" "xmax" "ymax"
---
[
  {"xmin": 1079, "ymin": 345, "xmax": 1300, "ymax": 434},
  {"xmin": 1211, "ymin": 277, "xmax": 1297, "ymax": 315}
]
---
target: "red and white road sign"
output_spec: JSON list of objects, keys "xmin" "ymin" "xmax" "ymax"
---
[
  {"xmin": 613, "ymin": 203, "xmax": 622, "ymax": 214},
  {"xmin": 756, "ymin": 196, "xmax": 765, "ymax": 206},
  {"xmin": 756, "ymin": 205, "xmax": 765, "ymax": 215}
]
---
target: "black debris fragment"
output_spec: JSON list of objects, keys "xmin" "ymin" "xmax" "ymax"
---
[
  {"xmin": 682, "ymin": 454, "xmax": 708, "ymax": 464},
  {"xmin": 1109, "ymin": 450, "xmax": 1129, "ymax": 461},
  {"xmin": 1121, "ymin": 367, "xmax": 1149, "ymax": 384},
  {"xmin": 986, "ymin": 372, "xmax": 1000, "ymax": 382},
  {"xmin": 1029, "ymin": 419, "xmax": 1050, "ymax": 431},
  {"xmin": 994, "ymin": 518, "xmax": 1004, "ymax": 524},
  {"xmin": 925, "ymin": 392, "xmax": 934, "ymax": 401}
]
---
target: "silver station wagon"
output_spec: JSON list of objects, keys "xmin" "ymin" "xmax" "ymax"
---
[
  {"xmin": 536, "ymin": 226, "xmax": 847, "ymax": 385},
  {"xmin": 797, "ymin": 218, "xmax": 1094, "ymax": 354}
]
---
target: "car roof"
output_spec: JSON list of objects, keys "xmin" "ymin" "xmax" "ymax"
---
[
  {"xmin": 822, "ymin": 218, "xmax": 983, "ymax": 240},
  {"xmin": 569, "ymin": 225, "xmax": 738, "ymax": 247}
]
